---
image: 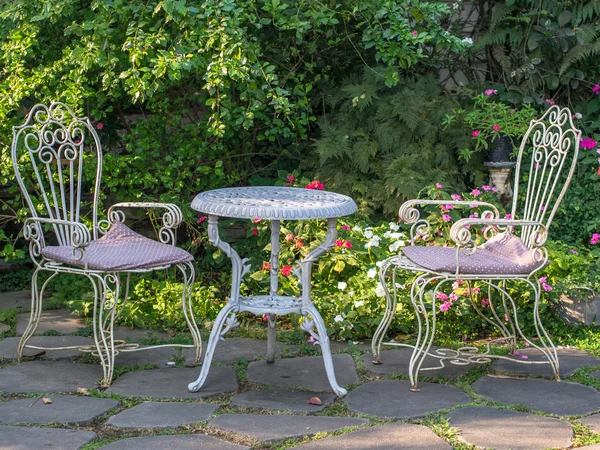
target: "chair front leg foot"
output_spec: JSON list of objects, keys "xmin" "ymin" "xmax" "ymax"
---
[
  {"xmin": 18, "ymin": 268, "xmax": 46, "ymax": 362},
  {"xmin": 90, "ymin": 274, "xmax": 119, "ymax": 387}
]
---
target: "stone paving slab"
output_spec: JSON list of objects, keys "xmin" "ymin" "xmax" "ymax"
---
[
  {"xmin": 0, "ymin": 361, "xmax": 102, "ymax": 394},
  {"xmin": 581, "ymin": 445, "xmax": 600, "ymax": 449},
  {"xmin": 0, "ymin": 336, "xmax": 95, "ymax": 360},
  {"xmin": 447, "ymin": 406, "xmax": 572, "ymax": 450},
  {"xmin": 490, "ymin": 347, "xmax": 600, "ymax": 377},
  {"xmin": 114, "ymin": 346, "xmax": 198, "ymax": 368},
  {"xmin": 363, "ymin": 348, "xmax": 475, "ymax": 378},
  {"xmin": 473, "ymin": 376, "xmax": 600, "ymax": 416},
  {"xmin": 16, "ymin": 309, "xmax": 87, "ymax": 335},
  {"xmin": 208, "ymin": 413, "xmax": 368, "ymax": 443},
  {"xmin": 581, "ymin": 414, "xmax": 600, "ymax": 433},
  {"xmin": 290, "ymin": 422, "xmax": 451, "ymax": 449},
  {"xmin": 213, "ymin": 338, "xmax": 298, "ymax": 363},
  {"xmin": 0, "ymin": 323, "xmax": 10, "ymax": 333},
  {"xmin": 106, "ymin": 366, "xmax": 237, "ymax": 399},
  {"xmin": 345, "ymin": 379, "xmax": 470, "ymax": 419},
  {"xmin": 591, "ymin": 370, "xmax": 600, "ymax": 379},
  {"xmin": 0, "ymin": 394, "xmax": 118, "ymax": 425},
  {"xmin": 113, "ymin": 326, "xmax": 170, "ymax": 342},
  {"xmin": 0, "ymin": 425, "xmax": 96, "ymax": 449},
  {"xmin": 0, "ymin": 290, "xmax": 31, "ymax": 310},
  {"xmin": 106, "ymin": 401, "xmax": 219, "ymax": 428},
  {"xmin": 247, "ymin": 354, "xmax": 358, "ymax": 391},
  {"xmin": 231, "ymin": 388, "xmax": 336, "ymax": 412},
  {"xmin": 100, "ymin": 434, "xmax": 250, "ymax": 449}
]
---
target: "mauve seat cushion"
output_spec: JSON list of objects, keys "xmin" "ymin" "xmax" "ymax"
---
[
  {"xmin": 42, "ymin": 221, "xmax": 192, "ymax": 271},
  {"xmin": 402, "ymin": 233, "xmax": 543, "ymax": 275}
]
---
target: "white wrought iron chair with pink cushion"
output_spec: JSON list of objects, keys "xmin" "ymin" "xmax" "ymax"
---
[
  {"xmin": 11, "ymin": 102, "xmax": 202, "ymax": 386},
  {"xmin": 372, "ymin": 105, "xmax": 581, "ymax": 390}
]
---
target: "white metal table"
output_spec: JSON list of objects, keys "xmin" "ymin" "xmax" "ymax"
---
[{"xmin": 187, "ymin": 186, "xmax": 357, "ymax": 396}]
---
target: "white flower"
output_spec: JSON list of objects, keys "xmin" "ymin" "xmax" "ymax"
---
[
  {"xmin": 338, "ymin": 281, "xmax": 347, "ymax": 290},
  {"xmin": 461, "ymin": 37, "xmax": 473, "ymax": 45},
  {"xmin": 395, "ymin": 283, "xmax": 406, "ymax": 289},
  {"xmin": 367, "ymin": 268, "xmax": 377, "ymax": 278},
  {"xmin": 334, "ymin": 314, "xmax": 344, "ymax": 323},
  {"xmin": 383, "ymin": 231, "xmax": 391, "ymax": 238},
  {"xmin": 389, "ymin": 241, "xmax": 403, "ymax": 252},
  {"xmin": 453, "ymin": 2, "xmax": 459, "ymax": 9},
  {"xmin": 352, "ymin": 225, "xmax": 362, "ymax": 232},
  {"xmin": 376, "ymin": 261, "xmax": 383, "ymax": 267},
  {"xmin": 389, "ymin": 232, "xmax": 404, "ymax": 239},
  {"xmin": 573, "ymin": 112, "xmax": 583, "ymax": 119},
  {"xmin": 348, "ymin": 290, "xmax": 355, "ymax": 297},
  {"xmin": 375, "ymin": 283, "xmax": 386, "ymax": 297},
  {"xmin": 364, "ymin": 228, "xmax": 374, "ymax": 239},
  {"xmin": 389, "ymin": 222, "xmax": 399, "ymax": 231},
  {"xmin": 365, "ymin": 236, "xmax": 381, "ymax": 249},
  {"xmin": 354, "ymin": 300, "xmax": 364, "ymax": 308}
]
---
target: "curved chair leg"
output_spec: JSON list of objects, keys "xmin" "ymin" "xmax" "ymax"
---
[
  {"xmin": 188, "ymin": 303, "xmax": 239, "ymax": 392},
  {"xmin": 301, "ymin": 305, "xmax": 347, "ymax": 397},
  {"xmin": 17, "ymin": 269, "xmax": 58, "ymax": 361},
  {"xmin": 371, "ymin": 260, "xmax": 398, "ymax": 364},
  {"xmin": 89, "ymin": 273, "xmax": 119, "ymax": 387},
  {"xmin": 177, "ymin": 262, "xmax": 202, "ymax": 363}
]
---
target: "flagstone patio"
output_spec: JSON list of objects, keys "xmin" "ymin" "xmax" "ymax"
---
[{"xmin": 1, "ymin": 291, "xmax": 600, "ymax": 449}]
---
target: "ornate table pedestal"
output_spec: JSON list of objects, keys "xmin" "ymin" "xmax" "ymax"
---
[{"xmin": 188, "ymin": 187, "xmax": 357, "ymax": 397}]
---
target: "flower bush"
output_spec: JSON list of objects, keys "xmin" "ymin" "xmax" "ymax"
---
[{"xmin": 443, "ymin": 91, "xmax": 536, "ymax": 161}]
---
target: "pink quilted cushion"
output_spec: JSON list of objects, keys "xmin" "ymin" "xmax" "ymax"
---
[
  {"xmin": 402, "ymin": 233, "xmax": 543, "ymax": 275},
  {"xmin": 42, "ymin": 221, "xmax": 193, "ymax": 271}
]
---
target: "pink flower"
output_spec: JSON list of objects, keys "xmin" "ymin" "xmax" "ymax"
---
[
  {"xmin": 449, "ymin": 293, "xmax": 458, "ymax": 301},
  {"xmin": 197, "ymin": 215, "xmax": 207, "ymax": 224},
  {"xmin": 593, "ymin": 84, "xmax": 600, "ymax": 95},
  {"xmin": 469, "ymin": 212, "xmax": 479, "ymax": 219},
  {"xmin": 570, "ymin": 249, "xmax": 578, "ymax": 254},
  {"xmin": 412, "ymin": 30, "xmax": 418, "ymax": 36},
  {"xmin": 471, "ymin": 189, "xmax": 481, "ymax": 197},
  {"xmin": 538, "ymin": 276, "xmax": 547, "ymax": 283},
  {"xmin": 542, "ymin": 283, "xmax": 553, "ymax": 292},
  {"xmin": 295, "ymin": 238, "xmax": 304, "ymax": 248},
  {"xmin": 451, "ymin": 194, "xmax": 462, "ymax": 201},
  {"xmin": 436, "ymin": 292, "xmax": 449, "ymax": 301},
  {"xmin": 442, "ymin": 214, "xmax": 452, "ymax": 222},
  {"xmin": 439, "ymin": 301, "xmax": 452, "ymax": 312},
  {"xmin": 253, "ymin": 218, "xmax": 261, "ymax": 223},
  {"xmin": 344, "ymin": 241, "xmax": 352, "ymax": 249},
  {"xmin": 306, "ymin": 180, "xmax": 324, "ymax": 190},
  {"xmin": 287, "ymin": 174, "xmax": 295, "ymax": 182},
  {"xmin": 481, "ymin": 298, "xmax": 490, "ymax": 307},
  {"xmin": 514, "ymin": 350, "xmax": 520, "ymax": 356},
  {"xmin": 472, "ymin": 130, "xmax": 480, "ymax": 137},
  {"xmin": 491, "ymin": 187, "xmax": 498, "ymax": 192},
  {"xmin": 340, "ymin": 225, "xmax": 350, "ymax": 230},
  {"xmin": 335, "ymin": 239, "xmax": 345, "ymax": 247},
  {"xmin": 590, "ymin": 233, "xmax": 600, "ymax": 245},
  {"xmin": 581, "ymin": 138, "xmax": 597, "ymax": 150},
  {"xmin": 285, "ymin": 233, "xmax": 295, "ymax": 241},
  {"xmin": 281, "ymin": 265, "xmax": 292, "ymax": 276},
  {"xmin": 440, "ymin": 204, "xmax": 455, "ymax": 212},
  {"xmin": 493, "ymin": 124, "xmax": 500, "ymax": 131},
  {"xmin": 452, "ymin": 280, "xmax": 463, "ymax": 289},
  {"xmin": 471, "ymin": 287, "xmax": 480, "ymax": 295},
  {"xmin": 96, "ymin": 122, "xmax": 104, "ymax": 130},
  {"xmin": 522, "ymin": 355, "xmax": 528, "ymax": 359},
  {"xmin": 545, "ymin": 98, "xmax": 555, "ymax": 106},
  {"xmin": 252, "ymin": 228, "xmax": 258, "ymax": 235},
  {"xmin": 435, "ymin": 183, "xmax": 443, "ymax": 189},
  {"xmin": 504, "ymin": 213, "xmax": 512, "ymax": 220},
  {"xmin": 484, "ymin": 89, "xmax": 498, "ymax": 96},
  {"xmin": 262, "ymin": 262, "xmax": 271, "ymax": 271},
  {"xmin": 482, "ymin": 185, "xmax": 491, "ymax": 191}
]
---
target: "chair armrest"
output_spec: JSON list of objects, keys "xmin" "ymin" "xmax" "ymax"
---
[
  {"xmin": 450, "ymin": 218, "xmax": 547, "ymax": 246},
  {"xmin": 399, "ymin": 199, "xmax": 500, "ymax": 244},
  {"xmin": 23, "ymin": 217, "xmax": 92, "ymax": 266},
  {"xmin": 105, "ymin": 202, "xmax": 183, "ymax": 246}
]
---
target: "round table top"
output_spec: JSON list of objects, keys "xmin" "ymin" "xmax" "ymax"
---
[{"xmin": 191, "ymin": 187, "xmax": 357, "ymax": 220}]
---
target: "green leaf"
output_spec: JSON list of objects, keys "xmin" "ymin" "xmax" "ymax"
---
[{"xmin": 558, "ymin": 10, "xmax": 572, "ymax": 26}]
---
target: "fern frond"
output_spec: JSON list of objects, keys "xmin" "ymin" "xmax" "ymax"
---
[
  {"xmin": 475, "ymin": 28, "xmax": 510, "ymax": 47},
  {"xmin": 492, "ymin": 45, "xmax": 512, "ymax": 75},
  {"xmin": 490, "ymin": 3, "xmax": 514, "ymax": 31},
  {"xmin": 560, "ymin": 39, "xmax": 600, "ymax": 74}
]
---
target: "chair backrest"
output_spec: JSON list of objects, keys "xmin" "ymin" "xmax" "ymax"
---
[
  {"xmin": 511, "ymin": 105, "xmax": 581, "ymax": 247},
  {"xmin": 11, "ymin": 102, "xmax": 103, "ymax": 244}
]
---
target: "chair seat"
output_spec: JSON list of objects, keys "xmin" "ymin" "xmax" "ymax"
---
[
  {"xmin": 42, "ymin": 221, "xmax": 193, "ymax": 271},
  {"xmin": 402, "ymin": 233, "xmax": 543, "ymax": 275}
]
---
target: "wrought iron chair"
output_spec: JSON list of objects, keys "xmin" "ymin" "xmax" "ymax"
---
[
  {"xmin": 11, "ymin": 102, "xmax": 202, "ymax": 386},
  {"xmin": 371, "ymin": 105, "xmax": 581, "ymax": 390}
]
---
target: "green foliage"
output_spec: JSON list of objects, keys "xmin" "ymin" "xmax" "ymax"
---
[
  {"xmin": 314, "ymin": 71, "xmax": 487, "ymax": 216},
  {"xmin": 443, "ymin": 92, "xmax": 536, "ymax": 160},
  {"xmin": 470, "ymin": 0, "xmax": 600, "ymax": 106}
]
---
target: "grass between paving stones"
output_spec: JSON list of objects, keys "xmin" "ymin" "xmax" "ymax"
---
[
  {"xmin": 570, "ymin": 421, "xmax": 600, "ymax": 447},
  {"xmin": 0, "ymin": 308, "xmax": 17, "ymax": 338}
]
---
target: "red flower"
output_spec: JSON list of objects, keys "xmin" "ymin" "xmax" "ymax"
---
[
  {"xmin": 344, "ymin": 241, "xmax": 352, "ymax": 249},
  {"xmin": 340, "ymin": 225, "xmax": 350, "ymax": 230},
  {"xmin": 335, "ymin": 239, "xmax": 345, "ymax": 247},
  {"xmin": 197, "ymin": 215, "xmax": 207, "ymax": 224},
  {"xmin": 285, "ymin": 233, "xmax": 295, "ymax": 241},
  {"xmin": 287, "ymin": 174, "xmax": 295, "ymax": 182},
  {"xmin": 281, "ymin": 265, "xmax": 292, "ymax": 276},
  {"xmin": 295, "ymin": 238, "xmax": 304, "ymax": 248},
  {"xmin": 252, "ymin": 218, "xmax": 261, "ymax": 223},
  {"xmin": 96, "ymin": 122, "xmax": 104, "ymax": 130},
  {"xmin": 251, "ymin": 229, "xmax": 258, "ymax": 235},
  {"xmin": 262, "ymin": 262, "xmax": 271, "ymax": 271},
  {"xmin": 305, "ymin": 180, "xmax": 324, "ymax": 190}
]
